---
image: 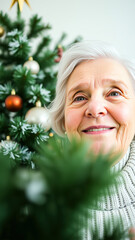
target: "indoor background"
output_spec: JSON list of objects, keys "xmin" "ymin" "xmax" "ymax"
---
[{"xmin": 1, "ymin": 0, "xmax": 135, "ymax": 59}]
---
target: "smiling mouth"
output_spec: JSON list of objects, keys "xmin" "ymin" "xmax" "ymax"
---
[{"xmin": 82, "ymin": 126, "xmax": 115, "ymax": 134}]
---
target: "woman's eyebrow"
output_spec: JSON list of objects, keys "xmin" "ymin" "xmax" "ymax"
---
[
  {"xmin": 67, "ymin": 79, "xmax": 128, "ymax": 96},
  {"xmin": 67, "ymin": 83, "xmax": 90, "ymax": 96},
  {"xmin": 102, "ymin": 78, "xmax": 128, "ymax": 88}
]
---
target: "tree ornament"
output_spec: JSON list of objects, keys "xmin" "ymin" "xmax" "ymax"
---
[
  {"xmin": 49, "ymin": 132, "xmax": 54, "ymax": 137},
  {"xmin": 5, "ymin": 89, "xmax": 23, "ymax": 112},
  {"xmin": 0, "ymin": 136, "xmax": 12, "ymax": 148},
  {"xmin": 25, "ymin": 100, "xmax": 51, "ymax": 131},
  {"xmin": 6, "ymin": 136, "xmax": 10, "ymax": 141},
  {"xmin": 23, "ymin": 57, "xmax": 40, "ymax": 74},
  {"xmin": 0, "ymin": 26, "xmax": 5, "ymax": 37},
  {"xmin": 10, "ymin": 0, "xmax": 31, "ymax": 12},
  {"xmin": 55, "ymin": 45, "xmax": 63, "ymax": 63}
]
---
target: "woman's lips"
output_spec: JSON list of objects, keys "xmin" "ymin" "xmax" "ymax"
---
[{"xmin": 82, "ymin": 125, "xmax": 115, "ymax": 135}]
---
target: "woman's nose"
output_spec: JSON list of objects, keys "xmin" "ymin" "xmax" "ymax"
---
[{"xmin": 85, "ymin": 98, "xmax": 107, "ymax": 118}]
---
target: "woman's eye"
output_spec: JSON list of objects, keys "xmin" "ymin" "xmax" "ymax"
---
[
  {"xmin": 108, "ymin": 90, "xmax": 122, "ymax": 97},
  {"xmin": 74, "ymin": 96, "xmax": 86, "ymax": 102}
]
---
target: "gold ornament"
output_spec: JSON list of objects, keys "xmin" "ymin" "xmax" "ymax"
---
[
  {"xmin": 23, "ymin": 57, "xmax": 40, "ymax": 74},
  {"xmin": 0, "ymin": 26, "xmax": 5, "ymax": 37},
  {"xmin": 0, "ymin": 136, "xmax": 12, "ymax": 149},
  {"xmin": 10, "ymin": 0, "xmax": 31, "ymax": 12},
  {"xmin": 6, "ymin": 136, "xmax": 11, "ymax": 141},
  {"xmin": 25, "ymin": 101, "xmax": 51, "ymax": 131},
  {"xmin": 49, "ymin": 132, "xmax": 54, "ymax": 137}
]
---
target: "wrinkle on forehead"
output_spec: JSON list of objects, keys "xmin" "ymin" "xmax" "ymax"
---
[
  {"xmin": 67, "ymin": 78, "xmax": 129, "ymax": 98},
  {"xmin": 66, "ymin": 58, "xmax": 135, "ymax": 96}
]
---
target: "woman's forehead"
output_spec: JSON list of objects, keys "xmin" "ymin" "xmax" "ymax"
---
[{"xmin": 66, "ymin": 58, "xmax": 134, "ymax": 93}]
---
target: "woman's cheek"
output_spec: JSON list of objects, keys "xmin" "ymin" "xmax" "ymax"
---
[
  {"xmin": 65, "ymin": 109, "xmax": 82, "ymax": 132},
  {"xmin": 111, "ymin": 103, "xmax": 134, "ymax": 124}
]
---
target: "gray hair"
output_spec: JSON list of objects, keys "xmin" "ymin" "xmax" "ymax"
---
[{"xmin": 49, "ymin": 40, "xmax": 135, "ymax": 136}]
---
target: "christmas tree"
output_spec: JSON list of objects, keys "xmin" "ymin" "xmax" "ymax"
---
[
  {"xmin": 0, "ymin": 2, "xmax": 129, "ymax": 239},
  {"xmin": 0, "ymin": 0, "xmax": 81, "ymax": 167}
]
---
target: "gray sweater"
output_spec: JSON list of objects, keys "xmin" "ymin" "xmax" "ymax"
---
[{"xmin": 83, "ymin": 140, "xmax": 135, "ymax": 240}]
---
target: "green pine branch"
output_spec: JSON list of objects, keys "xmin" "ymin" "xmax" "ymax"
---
[
  {"xmin": 9, "ymin": 117, "xmax": 48, "ymax": 150},
  {"xmin": 0, "ymin": 114, "xmax": 9, "ymax": 137},
  {"xmin": 0, "ymin": 39, "xmax": 9, "ymax": 50},
  {"xmin": 0, "ymin": 83, "xmax": 12, "ymax": 101},
  {"xmin": 13, "ymin": 66, "xmax": 36, "ymax": 93},
  {"xmin": 0, "ymin": 138, "xmax": 127, "ymax": 240},
  {"xmin": 0, "ymin": 140, "xmax": 32, "ymax": 167},
  {"xmin": 33, "ymin": 36, "xmax": 51, "ymax": 58},
  {"xmin": 36, "ymin": 50, "xmax": 56, "ymax": 69},
  {"xmin": 0, "ymin": 64, "xmax": 13, "ymax": 84},
  {"xmin": 26, "ymin": 84, "xmax": 50, "ymax": 105},
  {"xmin": 27, "ymin": 14, "xmax": 51, "ymax": 39},
  {"xmin": 7, "ymin": 29, "xmax": 31, "ymax": 59},
  {"xmin": 54, "ymin": 32, "xmax": 67, "ymax": 50},
  {"xmin": 12, "ymin": 18, "xmax": 25, "ymax": 32},
  {"xmin": 0, "ymin": 11, "xmax": 12, "ymax": 31},
  {"xmin": 34, "ymin": 137, "xmax": 118, "ymax": 208}
]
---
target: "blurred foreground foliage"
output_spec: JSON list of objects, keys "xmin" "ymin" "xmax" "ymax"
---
[{"xmin": 0, "ymin": 137, "xmax": 127, "ymax": 240}]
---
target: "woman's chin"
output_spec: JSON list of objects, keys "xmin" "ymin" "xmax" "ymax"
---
[
  {"xmin": 68, "ymin": 133, "xmax": 116, "ymax": 155},
  {"xmin": 87, "ymin": 140, "xmax": 115, "ymax": 156}
]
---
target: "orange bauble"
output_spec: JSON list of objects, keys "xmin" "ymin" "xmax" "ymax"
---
[{"xmin": 5, "ymin": 94, "xmax": 23, "ymax": 112}]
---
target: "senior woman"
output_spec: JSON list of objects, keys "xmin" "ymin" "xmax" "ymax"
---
[{"xmin": 49, "ymin": 41, "xmax": 135, "ymax": 239}]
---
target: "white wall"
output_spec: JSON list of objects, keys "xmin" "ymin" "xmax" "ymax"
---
[{"xmin": 1, "ymin": 0, "xmax": 135, "ymax": 59}]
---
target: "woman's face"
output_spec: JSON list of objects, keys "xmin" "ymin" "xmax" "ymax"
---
[{"xmin": 64, "ymin": 58, "xmax": 135, "ymax": 158}]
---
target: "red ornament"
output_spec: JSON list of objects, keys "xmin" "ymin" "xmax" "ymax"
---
[
  {"xmin": 55, "ymin": 46, "xmax": 63, "ymax": 63},
  {"xmin": 5, "ymin": 90, "xmax": 23, "ymax": 112}
]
